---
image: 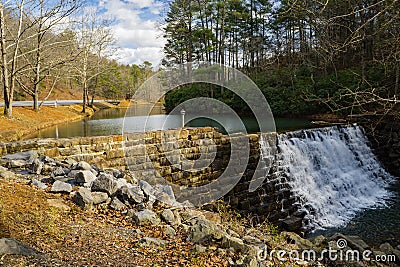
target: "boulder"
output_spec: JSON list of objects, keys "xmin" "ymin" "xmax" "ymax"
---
[
  {"xmin": 0, "ymin": 238, "xmax": 44, "ymax": 257},
  {"xmin": 6, "ymin": 159, "xmax": 26, "ymax": 168},
  {"xmin": 116, "ymin": 178, "xmax": 127, "ymax": 188},
  {"xmin": 74, "ymin": 161, "xmax": 92, "ymax": 171},
  {"xmin": 0, "ymin": 170, "xmax": 15, "ymax": 180},
  {"xmin": 92, "ymin": 192, "xmax": 109, "ymax": 205},
  {"xmin": 109, "ymin": 197, "xmax": 126, "ymax": 210},
  {"xmin": 161, "ymin": 209, "xmax": 181, "ymax": 226},
  {"xmin": 75, "ymin": 170, "xmax": 97, "ymax": 185},
  {"xmin": 132, "ymin": 209, "xmax": 161, "ymax": 226},
  {"xmin": 72, "ymin": 187, "xmax": 94, "ymax": 209},
  {"xmin": 91, "ymin": 173, "xmax": 118, "ymax": 196},
  {"xmin": 139, "ymin": 237, "xmax": 166, "ymax": 247},
  {"xmin": 187, "ymin": 218, "xmax": 224, "ymax": 243},
  {"xmin": 51, "ymin": 167, "xmax": 66, "ymax": 177},
  {"xmin": 138, "ymin": 180, "xmax": 156, "ymax": 198},
  {"xmin": 163, "ymin": 225, "xmax": 176, "ymax": 237},
  {"xmin": 221, "ymin": 235, "xmax": 246, "ymax": 251},
  {"xmin": 29, "ymin": 179, "xmax": 48, "ymax": 190},
  {"xmin": 50, "ymin": 180, "xmax": 72, "ymax": 193},
  {"xmin": 2, "ymin": 151, "xmax": 37, "ymax": 162},
  {"xmin": 117, "ymin": 185, "xmax": 145, "ymax": 205}
]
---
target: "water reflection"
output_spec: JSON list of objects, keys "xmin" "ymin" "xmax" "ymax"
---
[{"xmin": 26, "ymin": 104, "xmax": 315, "ymax": 139}]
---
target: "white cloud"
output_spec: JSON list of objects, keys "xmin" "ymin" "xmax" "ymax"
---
[
  {"xmin": 100, "ymin": 0, "xmax": 166, "ymax": 67},
  {"xmin": 116, "ymin": 47, "xmax": 164, "ymax": 66}
]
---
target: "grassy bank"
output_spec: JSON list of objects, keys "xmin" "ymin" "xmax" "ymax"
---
[{"xmin": 0, "ymin": 105, "xmax": 94, "ymax": 142}]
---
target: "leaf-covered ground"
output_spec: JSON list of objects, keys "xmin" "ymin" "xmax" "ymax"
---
[{"xmin": 0, "ymin": 179, "xmax": 232, "ymax": 266}]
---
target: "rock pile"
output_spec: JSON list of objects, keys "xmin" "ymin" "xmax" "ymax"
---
[{"xmin": 1, "ymin": 151, "xmax": 399, "ymax": 266}]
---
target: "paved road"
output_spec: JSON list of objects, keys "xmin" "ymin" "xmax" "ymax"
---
[{"xmin": 0, "ymin": 100, "xmax": 116, "ymax": 107}]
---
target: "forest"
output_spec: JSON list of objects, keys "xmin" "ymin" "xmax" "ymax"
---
[
  {"xmin": 163, "ymin": 0, "xmax": 400, "ymax": 118},
  {"xmin": 2, "ymin": 0, "xmax": 400, "ymax": 120}
]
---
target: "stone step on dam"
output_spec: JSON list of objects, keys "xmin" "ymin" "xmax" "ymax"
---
[{"xmin": 0, "ymin": 127, "xmax": 299, "ymax": 229}]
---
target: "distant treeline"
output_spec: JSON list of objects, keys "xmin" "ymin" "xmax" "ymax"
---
[{"xmin": 163, "ymin": 0, "xmax": 400, "ymax": 118}]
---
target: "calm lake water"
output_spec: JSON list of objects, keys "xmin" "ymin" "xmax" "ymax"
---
[{"xmin": 27, "ymin": 104, "xmax": 315, "ymax": 139}]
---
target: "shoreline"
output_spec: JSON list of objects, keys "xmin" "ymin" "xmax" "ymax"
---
[{"xmin": 0, "ymin": 104, "xmax": 96, "ymax": 142}]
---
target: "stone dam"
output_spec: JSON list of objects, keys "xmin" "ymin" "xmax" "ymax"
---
[{"xmin": 0, "ymin": 125, "xmax": 393, "ymax": 232}]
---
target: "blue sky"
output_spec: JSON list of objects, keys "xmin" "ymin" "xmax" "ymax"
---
[{"xmin": 97, "ymin": 0, "xmax": 167, "ymax": 67}]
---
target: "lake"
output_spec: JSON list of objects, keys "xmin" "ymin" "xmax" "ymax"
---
[{"xmin": 26, "ymin": 104, "xmax": 316, "ymax": 139}]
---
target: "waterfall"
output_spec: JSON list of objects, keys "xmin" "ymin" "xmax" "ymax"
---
[{"xmin": 273, "ymin": 125, "xmax": 394, "ymax": 230}]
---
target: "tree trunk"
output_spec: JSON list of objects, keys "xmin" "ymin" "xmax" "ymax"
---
[{"xmin": 0, "ymin": 5, "xmax": 10, "ymax": 117}]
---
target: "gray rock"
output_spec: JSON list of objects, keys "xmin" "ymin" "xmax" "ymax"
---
[
  {"xmin": 75, "ymin": 170, "xmax": 97, "ymax": 185},
  {"xmin": 222, "ymin": 235, "xmax": 246, "ymax": 251},
  {"xmin": 161, "ymin": 209, "xmax": 180, "ymax": 226},
  {"xmin": 155, "ymin": 185, "xmax": 176, "ymax": 204},
  {"xmin": 91, "ymin": 173, "xmax": 118, "ymax": 196},
  {"xmin": 132, "ymin": 209, "xmax": 161, "ymax": 226},
  {"xmin": 50, "ymin": 180, "xmax": 73, "ymax": 193},
  {"xmin": 51, "ymin": 167, "xmax": 66, "ymax": 177},
  {"xmin": 0, "ymin": 166, "xmax": 7, "ymax": 171},
  {"xmin": 30, "ymin": 179, "xmax": 48, "ymax": 190},
  {"xmin": 187, "ymin": 218, "xmax": 224, "ymax": 243},
  {"xmin": 155, "ymin": 191, "xmax": 175, "ymax": 207},
  {"xmin": 92, "ymin": 192, "xmax": 109, "ymax": 205},
  {"xmin": 0, "ymin": 238, "xmax": 43, "ymax": 257},
  {"xmin": 72, "ymin": 187, "xmax": 93, "ymax": 208},
  {"xmin": 6, "ymin": 159, "xmax": 26, "ymax": 168},
  {"xmin": 138, "ymin": 180, "xmax": 156, "ymax": 198},
  {"xmin": 163, "ymin": 225, "xmax": 176, "ymax": 237},
  {"xmin": 62, "ymin": 158, "xmax": 77, "ymax": 167},
  {"xmin": 74, "ymin": 161, "xmax": 92, "ymax": 170},
  {"xmin": 109, "ymin": 197, "xmax": 126, "ymax": 210},
  {"xmin": 53, "ymin": 176, "xmax": 72, "ymax": 183},
  {"xmin": 117, "ymin": 185, "xmax": 145, "ymax": 205},
  {"xmin": 67, "ymin": 170, "xmax": 80, "ymax": 178},
  {"xmin": 2, "ymin": 151, "xmax": 37, "ymax": 161},
  {"xmin": 29, "ymin": 158, "xmax": 43, "ymax": 174},
  {"xmin": 116, "ymin": 178, "xmax": 128, "ymax": 189},
  {"xmin": 139, "ymin": 237, "xmax": 166, "ymax": 247},
  {"xmin": 0, "ymin": 170, "xmax": 15, "ymax": 179}
]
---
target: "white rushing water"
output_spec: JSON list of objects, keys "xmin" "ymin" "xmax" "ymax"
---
[{"xmin": 273, "ymin": 125, "xmax": 394, "ymax": 230}]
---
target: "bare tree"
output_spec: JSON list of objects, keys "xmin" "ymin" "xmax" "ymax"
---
[
  {"xmin": 18, "ymin": 0, "xmax": 80, "ymax": 111},
  {"xmin": 0, "ymin": 0, "xmax": 34, "ymax": 117},
  {"xmin": 71, "ymin": 7, "xmax": 115, "ymax": 113}
]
